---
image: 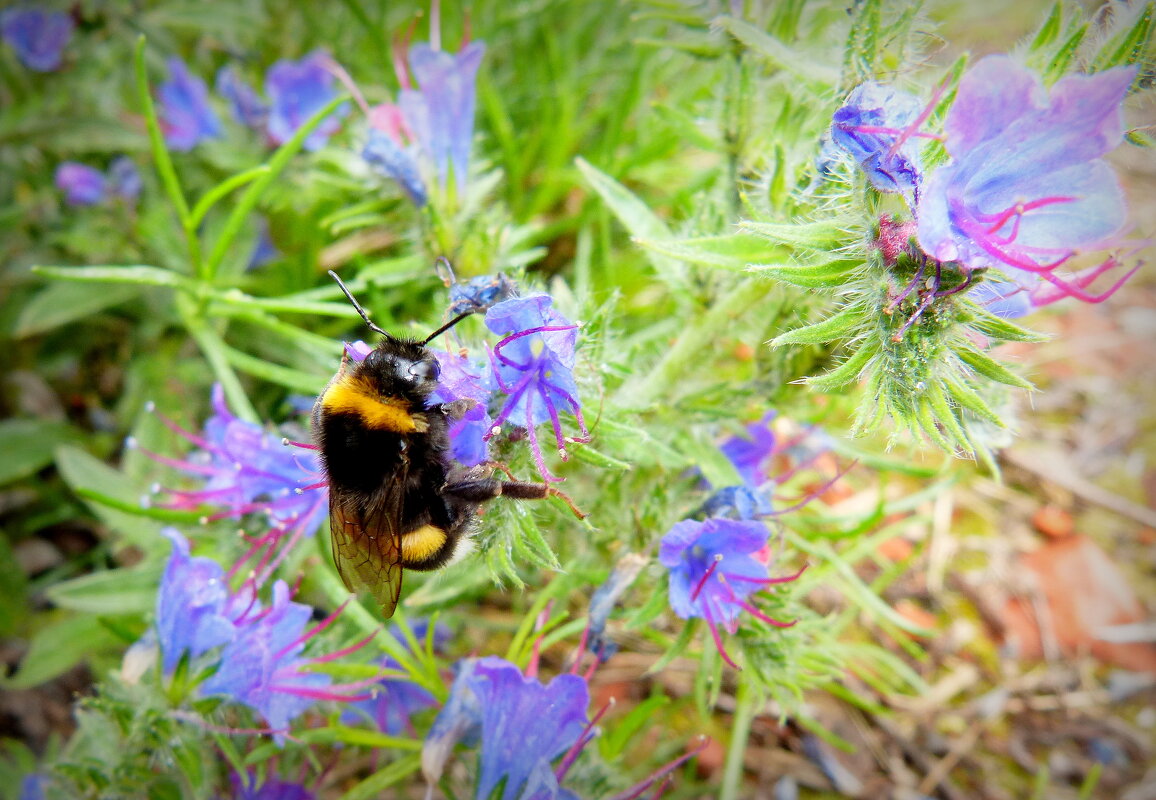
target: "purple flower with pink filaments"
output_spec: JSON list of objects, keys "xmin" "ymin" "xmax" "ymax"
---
[
  {"xmin": 483, "ymin": 295, "xmax": 589, "ymax": 483},
  {"xmin": 0, "ymin": 7, "xmax": 72, "ymax": 72},
  {"xmin": 133, "ymin": 385, "xmax": 328, "ymax": 583},
  {"xmin": 159, "ymin": 58, "xmax": 222, "ymax": 151},
  {"xmin": 422, "ymin": 651, "xmax": 706, "ymax": 800},
  {"xmin": 199, "ymin": 580, "xmax": 376, "ymax": 744},
  {"xmin": 429, "ymin": 349, "xmax": 493, "ymax": 466},
  {"xmin": 916, "ymin": 56, "xmax": 1141, "ymax": 306},
  {"xmin": 660, "ymin": 518, "xmax": 804, "ymax": 669}
]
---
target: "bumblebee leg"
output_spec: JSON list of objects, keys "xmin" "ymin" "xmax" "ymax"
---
[{"xmin": 442, "ymin": 479, "xmax": 586, "ymax": 519}]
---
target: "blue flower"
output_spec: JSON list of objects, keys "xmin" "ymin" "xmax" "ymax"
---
[
  {"xmin": 106, "ymin": 156, "xmax": 142, "ymax": 202},
  {"xmin": 54, "ymin": 162, "xmax": 105, "ymax": 206},
  {"xmin": 362, "ymin": 126, "xmax": 428, "ymax": 207},
  {"xmin": 155, "ymin": 528, "xmax": 239, "ymax": 673},
  {"xmin": 422, "ymin": 656, "xmax": 589, "ymax": 800},
  {"xmin": 198, "ymin": 580, "xmax": 336, "ymax": 741},
  {"xmin": 266, "ymin": 52, "xmax": 346, "ymax": 151},
  {"xmin": 719, "ymin": 410, "xmax": 777, "ymax": 487},
  {"xmin": 0, "ymin": 7, "xmax": 72, "ymax": 72},
  {"xmin": 660, "ymin": 518, "xmax": 801, "ymax": 669},
  {"xmin": 483, "ymin": 295, "xmax": 588, "ymax": 482},
  {"xmin": 159, "ymin": 58, "xmax": 222, "ymax": 151},
  {"xmin": 968, "ymin": 278, "xmax": 1035, "ymax": 320},
  {"xmin": 917, "ymin": 56, "xmax": 1140, "ymax": 306},
  {"xmin": 216, "ymin": 65, "xmax": 270, "ymax": 131},
  {"xmin": 231, "ymin": 772, "xmax": 313, "ymax": 800},
  {"xmin": 398, "ymin": 41, "xmax": 485, "ymax": 195},
  {"xmin": 830, "ymin": 81, "xmax": 928, "ymax": 202},
  {"xmin": 135, "ymin": 385, "xmax": 328, "ymax": 580},
  {"xmin": 429, "ymin": 349, "xmax": 492, "ymax": 466}
]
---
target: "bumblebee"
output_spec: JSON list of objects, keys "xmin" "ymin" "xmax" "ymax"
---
[{"xmin": 313, "ymin": 270, "xmax": 574, "ymax": 618}]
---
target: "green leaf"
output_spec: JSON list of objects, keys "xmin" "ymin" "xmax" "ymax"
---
[
  {"xmin": 298, "ymin": 726, "xmax": 422, "ymax": 751},
  {"xmin": 738, "ymin": 218, "xmax": 852, "ymax": 251},
  {"xmin": 770, "ymin": 308, "xmax": 860, "ymax": 346},
  {"xmin": 2, "ymin": 613, "xmax": 122, "ymax": 689},
  {"xmin": 715, "ymin": 16, "xmax": 840, "ymax": 84},
  {"xmin": 1029, "ymin": 1, "xmax": 1063, "ymax": 52},
  {"xmin": 751, "ymin": 259, "xmax": 859, "ymax": 289},
  {"xmin": 134, "ymin": 37, "xmax": 190, "ymax": 224},
  {"xmin": 0, "ymin": 419, "xmax": 76, "ymax": 485},
  {"xmin": 599, "ymin": 694, "xmax": 670, "ymax": 760},
  {"xmin": 218, "ymin": 343, "xmax": 326, "ymax": 394},
  {"xmin": 956, "ymin": 344, "xmax": 1034, "ymax": 390},
  {"xmin": 204, "ymin": 93, "xmax": 350, "ymax": 279},
  {"xmin": 1044, "ymin": 21, "xmax": 1088, "ymax": 84},
  {"xmin": 634, "ymin": 233, "xmax": 781, "ymax": 271},
  {"xmin": 45, "ymin": 566, "xmax": 160, "ymax": 615},
  {"xmin": 188, "ymin": 165, "xmax": 272, "ymax": 229},
  {"xmin": 943, "ymin": 377, "xmax": 1003, "ymax": 428},
  {"xmin": 55, "ymin": 445, "xmax": 163, "ymax": 550},
  {"xmin": 965, "ymin": 305, "xmax": 1049, "ymax": 343},
  {"xmin": 184, "ymin": 321, "xmax": 259, "ymax": 423},
  {"xmin": 32, "ymin": 265, "xmax": 190, "ymax": 288},
  {"xmin": 0, "ymin": 535, "xmax": 28, "ymax": 637},
  {"xmin": 337, "ymin": 753, "xmax": 422, "ymax": 800},
  {"xmin": 1091, "ymin": 2, "xmax": 1153, "ymax": 71},
  {"xmin": 574, "ymin": 156, "xmax": 686, "ymax": 289},
  {"xmin": 14, "ymin": 281, "xmax": 143, "ymax": 338},
  {"xmin": 567, "ymin": 444, "xmax": 632, "ymax": 472},
  {"xmin": 804, "ymin": 342, "xmax": 875, "ymax": 391}
]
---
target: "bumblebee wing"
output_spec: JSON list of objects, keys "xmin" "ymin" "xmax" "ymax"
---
[{"xmin": 328, "ymin": 482, "xmax": 405, "ymax": 619}]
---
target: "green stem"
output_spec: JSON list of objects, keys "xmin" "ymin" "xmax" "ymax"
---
[{"xmin": 720, "ymin": 674, "xmax": 758, "ymax": 800}]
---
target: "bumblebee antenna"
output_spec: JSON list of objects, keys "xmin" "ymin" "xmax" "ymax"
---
[
  {"xmin": 422, "ymin": 312, "xmax": 472, "ymax": 345},
  {"xmin": 329, "ymin": 270, "xmax": 389, "ymax": 337}
]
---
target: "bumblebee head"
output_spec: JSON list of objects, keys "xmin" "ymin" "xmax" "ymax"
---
[{"xmin": 358, "ymin": 341, "xmax": 441, "ymax": 399}]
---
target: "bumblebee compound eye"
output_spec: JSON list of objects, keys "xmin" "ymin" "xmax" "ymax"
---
[{"xmin": 407, "ymin": 359, "xmax": 438, "ymax": 384}]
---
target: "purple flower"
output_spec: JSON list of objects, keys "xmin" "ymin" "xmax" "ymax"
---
[
  {"xmin": 155, "ymin": 528, "xmax": 238, "ymax": 673},
  {"xmin": 719, "ymin": 411, "xmax": 777, "ymax": 487},
  {"xmin": 363, "ymin": 126, "xmax": 428, "ymax": 207},
  {"xmin": 159, "ymin": 58, "xmax": 222, "ymax": 151},
  {"xmin": 134, "ymin": 385, "xmax": 328, "ymax": 582},
  {"xmin": 483, "ymin": 295, "xmax": 589, "ymax": 482},
  {"xmin": 198, "ymin": 580, "xmax": 340, "ymax": 742},
  {"xmin": 660, "ymin": 518, "xmax": 802, "ymax": 669},
  {"xmin": 247, "ymin": 217, "xmax": 280, "ymax": 270},
  {"xmin": 107, "ymin": 156, "xmax": 142, "ymax": 202},
  {"xmin": 969, "ymin": 278, "xmax": 1035, "ymax": 319},
  {"xmin": 398, "ymin": 41, "xmax": 485, "ymax": 194},
  {"xmin": 231, "ymin": 772, "xmax": 313, "ymax": 800},
  {"xmin": 699, "ymin": 485, "xmax": 773, "ymax": 521},
  {"xmin": 422, "ymin": 657, "xmax": 589, "ymax": 800},
  {"xmin": 54, "ymin": 162, "xmax": 105, "ymax": 206},
  {"xmin": 830, "ymin": 81, "xmax": 931, "ymax": 202},
  {"xmin": 216, "ymin": 65, "xmax": 270, "ymax": 130},
  {"xmin": 266, "ymin": 52, "xmax": 346, "ymax": 151},
  {"xmin": 0, "ymin": 7, "xmax": 72, "ymax": 72},
  {"xmin": 917, "ymin": 56, "xmax": 1140, "ymax": 306},
  {"xmin": 429, "ymin": 349, "xmax": 492, "ymax": 466}
]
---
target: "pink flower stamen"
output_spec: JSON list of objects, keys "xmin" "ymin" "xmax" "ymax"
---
[
  {"xmin": 725, "ymin": 562, "xmax": 808, "ymax": 586},
  {"xmin": 555, "ymin": 698, "xmax": 614, "ymax": 782},
  {"xmin": 273, "ymin": 599, "xmax": 350, "ymax": 661},
  {"xmin": 690, "ymin": 554, "xmax": 723, "ymax": 603},
  {"xmin": 702, "ymin": 598, "xmax": 739, "ymax": 670}
]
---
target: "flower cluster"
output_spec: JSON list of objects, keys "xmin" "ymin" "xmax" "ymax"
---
[
  {"xmin": 0, "ymin": 6, "xmax": 72, "ymax": 72},
  {"xmin": 661, "ymin": 413, "xmax": 839, "ymax": 667},
  {"xmin": 359, "ymin": 20, "xmax": 485, "ymax": 206},
  {"xmin": 133, "ymin": 384, "xmax": 327, "ymax": 579},
  {"xmin": 153, "ymin": 529, "xmax": 372, "ymax": 742},
  {"xmin": 482, "ymin": 294, "xmax": 590, "ymax": 482},
  {"xmin": 831, "ymin": 56, "xmax": 1141, "ymax": 316},
  {"xmin": 159, "ymin": 52, "xmax": 346, "ymax": 153},
  {"xmin": 54, "ymin": 157, "xmax": 141, "ymax": 207}
]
